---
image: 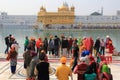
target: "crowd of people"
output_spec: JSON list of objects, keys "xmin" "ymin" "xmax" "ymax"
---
[{"xmin": 4, "ymin": 34, "xmax": 115, "ymax": 80}]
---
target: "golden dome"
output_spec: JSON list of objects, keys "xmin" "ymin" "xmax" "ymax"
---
[
  {"xmin": 40, "ymin": 6, "xmax": 44, "ymax": 10},
  {"xmin": 59, "ymin": 5, "xmax": 68, "ymax": 9},
  {"xmin": 59, "ymin": 2, "xmax": 69, "ymax": 11}
]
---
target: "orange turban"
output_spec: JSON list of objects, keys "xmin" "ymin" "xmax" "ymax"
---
[
  {"xmin": 50, "ymin": 35, "xmax": 53, "ymax": 39},
  {"xmin": 60, "ymin": 57, "xmax": 67, "ymax": 63}
]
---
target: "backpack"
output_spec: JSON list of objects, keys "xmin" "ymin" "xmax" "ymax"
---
[
  {"xmin": 49, "ymin": 40, "xmax": 54, "ymax": 49},
  {"xmin": 54, "ymin": 38, "xmax": 60, "ymax": 46},
  {"xmin": 85, "ymin": 73, "xmax": 96, "ymax": 80},
  {"xmin": 101, "ymin": 72, "xmax": 113, "ymax": 80},
  {"xmin": 5, "ymin": 36, "xmax": 9, "ymax": 44}
]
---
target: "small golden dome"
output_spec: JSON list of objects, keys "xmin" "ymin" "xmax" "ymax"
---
[
  {"xmin": 40, "ymin": 6, "xmax": 46, "ymax": 11},
  {"xmin": 71, "ymin": 5, "xmax": 74, "ymax": 9}
]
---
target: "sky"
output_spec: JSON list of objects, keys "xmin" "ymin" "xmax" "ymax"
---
[{"xmin": 0, "ymin": 0, "xmax": 120, "ymax": 16}]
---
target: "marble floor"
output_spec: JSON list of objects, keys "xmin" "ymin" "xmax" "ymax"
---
[{"xmin": 0, "ymin": 54, "xmax": 120, "ymax": 80}]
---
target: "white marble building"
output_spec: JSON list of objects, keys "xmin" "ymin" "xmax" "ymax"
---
[
  {"xmin": 0, "ymin": 12, "xmax": 37, "ymax": 29},
  {"xmin": 0, "ymin": 11, "xmax": 120, "ymax": 29}
]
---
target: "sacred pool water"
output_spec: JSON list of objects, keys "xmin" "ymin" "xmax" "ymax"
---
[{"xmin": 0, "ymin": 28, "xmax": 119, "ymax": 54}]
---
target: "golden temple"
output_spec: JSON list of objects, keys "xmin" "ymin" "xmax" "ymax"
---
[{"xmin": 37, "ymin": 3, "xmax": 75, "ymax": 27}]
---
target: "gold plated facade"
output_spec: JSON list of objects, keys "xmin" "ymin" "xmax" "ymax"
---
[{"xmin": 37, "ymin": 3, "xmax": 75, "ymax": 26}]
